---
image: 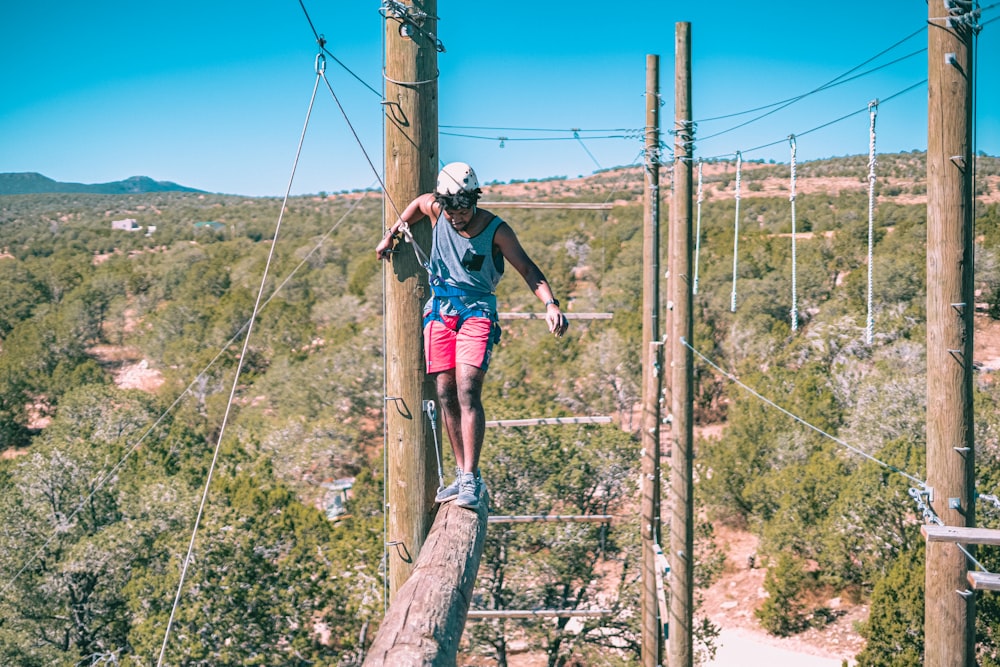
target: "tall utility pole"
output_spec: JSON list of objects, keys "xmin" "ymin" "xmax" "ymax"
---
[
  {"xmin": 925, "ymin": 2, "xmax": 976, "ymax": 665},
  {"xmin": 640, "ymin": 52, "xmax": 663, "ymax": 667},
  {"xmin": 383, "ymin": 0, "xmax": 439, "ymax": 601},
  {"xmin": 670, "ymin": 22, "xmax": 694, "ymax": 667}
]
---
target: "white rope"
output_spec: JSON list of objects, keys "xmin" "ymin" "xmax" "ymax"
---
[
  {"xmin": 693, "ymin": 160, "xmax": 704, "ymax": 295},
  {"xmin": 730, "ymin": 151, "xmax": 742, "ymax": 312},
  {"xmin": 155, "ymin": 61, "xmax": 324, "ymax": 667},
  {"xmin": 865, "ymin": 100, "xmax": 878, "ymax": 345},
  {"xmin": 789, "ymin": 136, "xmax": 799, "ymax": 332}
]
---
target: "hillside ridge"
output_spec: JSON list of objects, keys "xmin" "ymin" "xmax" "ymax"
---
[{"xmin": 0, "ymin": 172, "xmax": 204, "ymax": 195}]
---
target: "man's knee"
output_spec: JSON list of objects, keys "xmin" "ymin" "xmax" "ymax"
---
[{"xmin": 456, "ymin": 382, "xmax": 483, "ymax": 411}]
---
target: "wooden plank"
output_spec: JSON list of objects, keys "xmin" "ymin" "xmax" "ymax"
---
[
  {"xmin": 466, "ymin": 609, "xmax": 613, "ymax": 619},
  {"xmin": 921, "ymin": 524, "xmax": 1000, "ymax": 546},
  {"xmin": 498, "ymin": 312, "xmax": 613, "ymax": 320},
  {"xmin": 485, "ymin": 416, "xmax": 612, "ymax": 428},
  {"xmin": 479, "ymin": 201, "xmax": 615, "ymax": 210},
  {"xmin": 968, "ymin": 571, "xmax": 1000, "ymax": 591},
  {"xmin": 363, "ymin": 488, "xmax": 490, "ymax": 667},
  {"xmin": 488, "ymin": 514, "xmax": 614, "ymax": 524}
]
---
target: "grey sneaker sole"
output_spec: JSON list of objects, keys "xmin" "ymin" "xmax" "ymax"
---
[{"xmin": 435, "ymin": 488, "xmax": 459, "ymax": 503}]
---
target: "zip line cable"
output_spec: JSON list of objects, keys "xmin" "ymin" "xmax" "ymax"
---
[
  {"xmin": 702, "ymin": 79, "xmax": 926, "ymax": 161},
  {"xmin": 695, "ymin": 26, "xmax": 927, "ymax": 125},
  {"xmin": 681, "ymin": 337, "xmax": 926, "ymax": 487},
  {"xmin": 685, "ymin": 339, "xmax": 994, "ymax": 574},
  {"xmin": 691, "ymin": 337, "xmax": 991, "ymax": 575},
  {"xmin": 157, "ymin": 61, "xmax": 324, "ymax": 666},
  {"xmin": 696, "ymin": 28, "xmax": 927, "ymax": 144}
]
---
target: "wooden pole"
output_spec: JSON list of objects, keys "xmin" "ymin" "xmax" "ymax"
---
[
  {"xmin": 383, "ymin": 0, "xmax": 439, "ymax": 600},
  {"xmin": 924, "ymin": 2, "xmax": 976, "ymax": 665},
  {"xmin": 669, "ymin": 21, "xmax": 694, "ymax": 667},
  {"xmin": 363, "ymin": 492, "xmax": 489, "ymax": 666},
  {"xmin": 640, "ymin": 52, "xmax": 663, "ymax": 667}
]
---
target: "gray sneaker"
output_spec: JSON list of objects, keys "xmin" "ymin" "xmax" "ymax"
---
[
  {"xmin": 455, "ymin": 472, "xmax": 482, "ymax": 509},
  {"xmin": 435, "ymin": 466, "xmax": 462, "ymax": 503}
]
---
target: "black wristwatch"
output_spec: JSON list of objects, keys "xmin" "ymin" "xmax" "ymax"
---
[{"xmin": 544, "ymin": 298, "xmax": 560, "ymax": 307}]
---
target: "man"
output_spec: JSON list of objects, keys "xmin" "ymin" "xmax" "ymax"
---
[{"xmin": 376, "ymin": 162, "xmax": 568, "ymax": 510}]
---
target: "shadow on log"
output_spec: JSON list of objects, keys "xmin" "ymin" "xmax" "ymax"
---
[{"xmin": 363, "ymin": 488, "xmax": 490, "ymax": 667}]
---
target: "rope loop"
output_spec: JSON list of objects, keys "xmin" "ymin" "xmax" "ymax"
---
[
  {"xmin": 730, "ymin": 151, "xmax": 743, "ymax": 312},
  {"xmin": 865, "ymin": 101, "xmax": 878, "ymax": 345},
  {"xmin": 693, "ymin": 160, "xmax": 704, "ymax": 295},
  {"xmin": 789, "ymin": 136, "xmax": 799, "ymax": 332}
]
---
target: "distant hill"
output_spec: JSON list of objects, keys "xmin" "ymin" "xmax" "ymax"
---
[{"xmin": 0, "ymin": 172, "xmax": 204, "ymax": 195}]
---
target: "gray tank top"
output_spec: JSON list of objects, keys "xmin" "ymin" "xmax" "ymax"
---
[{"xmin": 425, "ymin": 212, "xmax": 505, "ymax": 317}]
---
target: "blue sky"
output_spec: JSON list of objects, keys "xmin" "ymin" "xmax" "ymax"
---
[{"xmin": 1, "ymin": 1, "xmax": 997, "ymax": 197}]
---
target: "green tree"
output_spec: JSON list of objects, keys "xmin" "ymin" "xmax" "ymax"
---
[
  {"xmin": 854, "ymin": 544, "xmax": 924, "ymax": 666},
  {"xmin": 126, "ymin": 467, "xmax": 354, "ymax": 666},
  {"xmin": 756, "ymin": 552, "xmax": 807, "ymax": 636}
]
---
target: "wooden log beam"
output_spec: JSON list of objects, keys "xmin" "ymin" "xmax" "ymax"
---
[
  {"xmin": 363, "ymin": 489, "xmax": 489, "ymax": 667},
  {"xmin": 968, "ymin": 571, "xmax": 1000, "ymax": 591},
  {"xmin": 922, "ymin": 524, "xmax": 1000, "ymax": 546}
]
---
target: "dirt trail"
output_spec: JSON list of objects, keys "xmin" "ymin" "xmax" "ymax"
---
[{"xmin": 702, "ymin": 525, "xmax": 864, "ymax": 666}]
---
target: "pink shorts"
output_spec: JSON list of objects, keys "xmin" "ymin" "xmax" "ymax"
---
[{"xmin": 424, "ymin": 315, "xmax": 495, "ymax": 373}]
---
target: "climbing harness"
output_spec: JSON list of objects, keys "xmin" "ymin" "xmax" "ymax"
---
[{"xmin": 395, "ymin": 219, "xmax": 502, "ymax": 344}]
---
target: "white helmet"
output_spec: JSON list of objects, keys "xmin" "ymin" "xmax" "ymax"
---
[{"xmin": 436, "ymin": 162, "xmax": 479, "ymax": 195}]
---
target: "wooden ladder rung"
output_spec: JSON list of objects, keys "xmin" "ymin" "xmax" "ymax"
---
[
  {"xmin": 922, "ymin": 525, "xmax": 1000, "ymax": 546},
  {"xmin": 968, "ymin": 571, "xmax": 1000, "ymax": 591}
]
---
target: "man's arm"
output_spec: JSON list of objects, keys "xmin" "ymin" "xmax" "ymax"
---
[
  {"xmin": 494, "ymin": 222, "xmax": 569, "ymax": 337},
  {"xmin": 376, "ymin": 193, "xmax": 440, "ymax": 260}
]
